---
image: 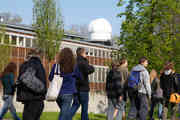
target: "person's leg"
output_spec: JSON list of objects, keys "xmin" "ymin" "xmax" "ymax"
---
[
  {"xmin": 139, "ymin": 94, "xmax": 148, "ymax": 120},
  {"xmin": 56, "ymin": 94, "xmax": 73, "ymax": 120},
  {"xmin": 115, "ymin": 100, "xmax": 125, "ymax": 120},
  {"xmin": 122, "ymin": 111, "xmax": 126, "ymax": 120},
  {"xmin": 8, "ymin": 96, "xmax": 21, "ymax": 120},
  {"xmin": 0, "ymin": 95, "xmax": 9, "ymax": 120},
  {"xmin": 34, "ymin": 101, "xmax": 44, "ymax": 120},
  {"xmin": 79, "ymin": 92, "xmax": 89, "ymax": 120},
  {"xmin": 23, "ymin": 101, "xmax": 44, "ymax": 120},
  {"xmin": 149, "ymin": 98, "xmax": 156, "ymax": 120},
  {"xmin": 127, "ymin": 89, "xmax": 137, "ymax": 120},
  {"xmin": 170, "ymin": 103, "xmax": 178, "ymax": 120},
  {"xmin": 162, "ymin": 100, "xmax": 168, "ymax": 120},
  {"xmin": 158, "ymin": 101, "xmax": 163, "ymax": 119},
  {"xmin": 107, "ymin": 99, "xmax": 115, "ymax": 120},
  {"xmin": 70, "ymin": 94, "xmax": 80, "ymax": 118}
]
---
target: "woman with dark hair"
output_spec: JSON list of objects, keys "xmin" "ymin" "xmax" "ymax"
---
[
  {"xmin": 54, "ymin": 48, "xmax": 78, "ymax": 120},
  {"xmin": 113, "ymin": 58, "xmax": 129, "ymax": 120},
  {"xmin": 70, "ymin": 47, "xmax": 94, "ymax": 120},
  {"xmin": 0, "ymin": 62, "xmax": 20, "ymax": 120},
  {"xmin": 160, "ymin": 62, "xmax": 178, "ymax": 120},
  {"xmin": 106, "ymin": 58, "xmax": 128, "ymax": 120}
]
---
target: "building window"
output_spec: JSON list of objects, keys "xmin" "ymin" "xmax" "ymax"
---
[
  {"xmin": 89, "ymin": 48, "xmax": 93, "ymax": 56},
  {"xmin": 11, "ymin": 35, "xmax": 17, "ymax": 45},
  {"xmin": 102, "ymin": 68, "xmax": 105, "ymax": 82},
  {"xmin": 4, "ymin": 34, "xmax": 9, "ymax": 44},
  {"xmin": 32, "ymin": 39, "xmax": 37, "ymax": 48},
  {"xmin": 94, "ymin": 67, "xmax": 97, "ymax": 83},
  {"xmin": 19, "ymin": 37, "xmax": 24, "ymax": 47},
  {"xmin": 98, "ymin": 49, "xmax": 101, "ymax": 58},
  {"xmin": 98, "ymin": 68, "xmax": 102, "ymax": 83},
  {"xmin": 94, "ymin": 49, "xmax": 97, "ymax": 57},
  {"xmin": 26, "ymin": 38, "xmax": 31, "ymax": 47},
  {"xmin": 103, "ymin": 51, "xmax": 105, "ymax": 58}
]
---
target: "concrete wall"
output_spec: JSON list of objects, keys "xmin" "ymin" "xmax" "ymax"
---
[{"xmin": 0, "ymin": 92, "xmax": 108, "ymax": 114}]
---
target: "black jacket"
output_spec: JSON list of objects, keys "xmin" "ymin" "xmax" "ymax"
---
[
  {"xmin": 16, "ymin": 57, "xmax": 47, "ymax": 102},
  {"xmin": 76, "ymin": 56, "xmax": 94, "ymax": 92},
  {"xmin": 160, "ymin": 72, "xmax": 178, "ymax": 100},
  {"xmin": 106, "ymin": 68, "xmax": 127, "ymax": 100}
]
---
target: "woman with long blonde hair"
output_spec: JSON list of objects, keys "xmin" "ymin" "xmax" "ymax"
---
[{"xmin": 149, "ymin": 69, "xmax": 163, "ymax": 120}]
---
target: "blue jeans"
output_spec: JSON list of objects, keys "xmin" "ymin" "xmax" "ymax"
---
[
  {"xmin": 70, "ymin": 92, "xmax": 89, "ymax": 120},
  {"xmin": 56, "ymin": 94, "xmax": 73, "ymax": 120},
  {"xmin": 107, "ymin": 98, "xmax": 124, "ymax": 120},
  {"xmin": 0, "ymin": 95, "xmax": 20, "ymax": 120},
  {"xmin": 149, "ymin": 98, "xmax": 163, "ymax": 119}
]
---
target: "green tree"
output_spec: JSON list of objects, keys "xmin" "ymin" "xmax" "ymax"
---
[
  {"xmin": 0, "ymin": 25, "xmax": 11, "ymax": 72},
  {"xmin": 117, "ymin": 0, "xmax": 180, "ymax": 71},
  {"xmin": 33, "ymin": 0, "xmax": 64, "ymax": 61}
]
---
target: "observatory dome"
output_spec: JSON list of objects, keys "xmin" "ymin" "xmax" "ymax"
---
[{"xmin": 88, "ymin": 18, "xmax": 112, "ymax": 41}]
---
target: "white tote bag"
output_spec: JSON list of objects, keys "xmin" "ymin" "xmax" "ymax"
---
[{"xmin": 46, "ymin": 64, "xmax": 63, "ymax": 101}]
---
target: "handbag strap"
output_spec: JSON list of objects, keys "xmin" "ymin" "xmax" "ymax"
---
[{"xmin": 54, "ymin": 64, "xmax": 60, "ymax": 75}]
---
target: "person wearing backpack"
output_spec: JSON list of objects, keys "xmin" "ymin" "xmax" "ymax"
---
[
  {"xmin": 0, "ymin": 62, "xmax": 20, "ymax": 120},
  {"xmin": 70, "ymin": 47, "xmax": 94, "ymax": 120},
  {"xmin": 160, "ymin": 62, "xmax": 179, "ymax": 120},
  {"xmin": 106, "ymin": 58, "xmax": 128, "ymax": 120},
  {"xmin": 149, "ymin": 69, "xmax": 163, "ymax": 120},
  {"xmin": 127, "ymin": 57, "xmax": 151, "ymax": 120},
  {"xmin": 16, "ymin": 49, "xmax": 47, "ymax": 120}
]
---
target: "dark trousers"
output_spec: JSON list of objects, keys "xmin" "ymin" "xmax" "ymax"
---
[
  {"xmin": 128, "ymin": 88, "xmax": 139, "ymax": 119},
  {"xmin": 128, "ymin": 88, "xmax": 148, "ymax": 120},
  {"xmin": 56, "ymin": 94, "xmax": 73, "ymax": 120},
  {"xmin": 70, "ymin": 92, "xmax": 89, "ymax": 120},
  {"xmin": 23, "ymin": 101, "xmax": 44, "ymax": 120}
]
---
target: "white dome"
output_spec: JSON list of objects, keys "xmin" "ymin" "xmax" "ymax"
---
[{"xmin": 88, "ymin": 18, "xmax": 112, "ymax": 41}]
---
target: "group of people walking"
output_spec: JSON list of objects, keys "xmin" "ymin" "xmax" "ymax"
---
[
  {"xmin": 0, "ymin": 47, "xmax": 94, "ymax": 120},
  {"xmin": 0, "ymin": 47, "xmax": 179, "ymax": 120},
  {"xmin": 106, "ymin": 57, "xmax": 179, "ymax": 120}
]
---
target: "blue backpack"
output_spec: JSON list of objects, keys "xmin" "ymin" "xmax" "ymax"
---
[{"xmin": 128, "ymin": 71, "xmax": 141, "ymax": 91}]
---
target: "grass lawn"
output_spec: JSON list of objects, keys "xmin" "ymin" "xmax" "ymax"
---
[
  {"xmin": 3, "ymin": 112, "xmax": 180, "ymax": 120},
  {"xmin": 2, "ymin": 105, "xmax": 180, "ymax": 120},
  {"xmin": 3, "ymin": 112, "xmax": 106, "ymax": 120}
]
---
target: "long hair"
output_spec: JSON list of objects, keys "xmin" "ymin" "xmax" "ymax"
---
[
  {"xmin": 150, "ymin": 69, "xmax": 157, "ymax": 84},
  {"xmin": 1, "ymin": 62, "xmax": 17, "ymax": 78},
  {"xmin": 58, "ymin": 48, "xmax": 75, "ymax": 74},
  {"xmin": 119, "ymin": 58, "xmax": 127, "ymax": 66}
]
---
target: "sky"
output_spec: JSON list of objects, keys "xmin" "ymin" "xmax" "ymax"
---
[{"xmin": 0, "ymin": 0, "xmax": 125, "ymax": 35}]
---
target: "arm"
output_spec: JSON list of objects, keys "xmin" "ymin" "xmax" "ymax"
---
[
  {"xmin": 143, "ymin": 71, "xmax": 151, "ymax": 98},
  {"xmin": 160, "ymin": 75, "xmax": 164, "ymax": 91},
  {"xmin": 78, "ymin": 60, "xmax": 95, "ymax": 75},
  {"xmin": 9, "ymin": 73, "xmax": 15, "ymax": 86}
]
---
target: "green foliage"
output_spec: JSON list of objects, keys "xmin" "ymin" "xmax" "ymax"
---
[
  {"xmin": 117, "ymin": 0, "xmax": 180, "ymax": 72},
  {"xmin": 33, "ymin": 0, "xmax": 64, "ymax": 61},
  {"xmin": 0, "ymin": 25, "xmax": 11, "ymax": 72}
]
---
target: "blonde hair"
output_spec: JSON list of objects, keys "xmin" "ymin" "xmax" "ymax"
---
[{"xmin": 150, "ymin": 69, "xmax": 157, "ymax": 84}]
